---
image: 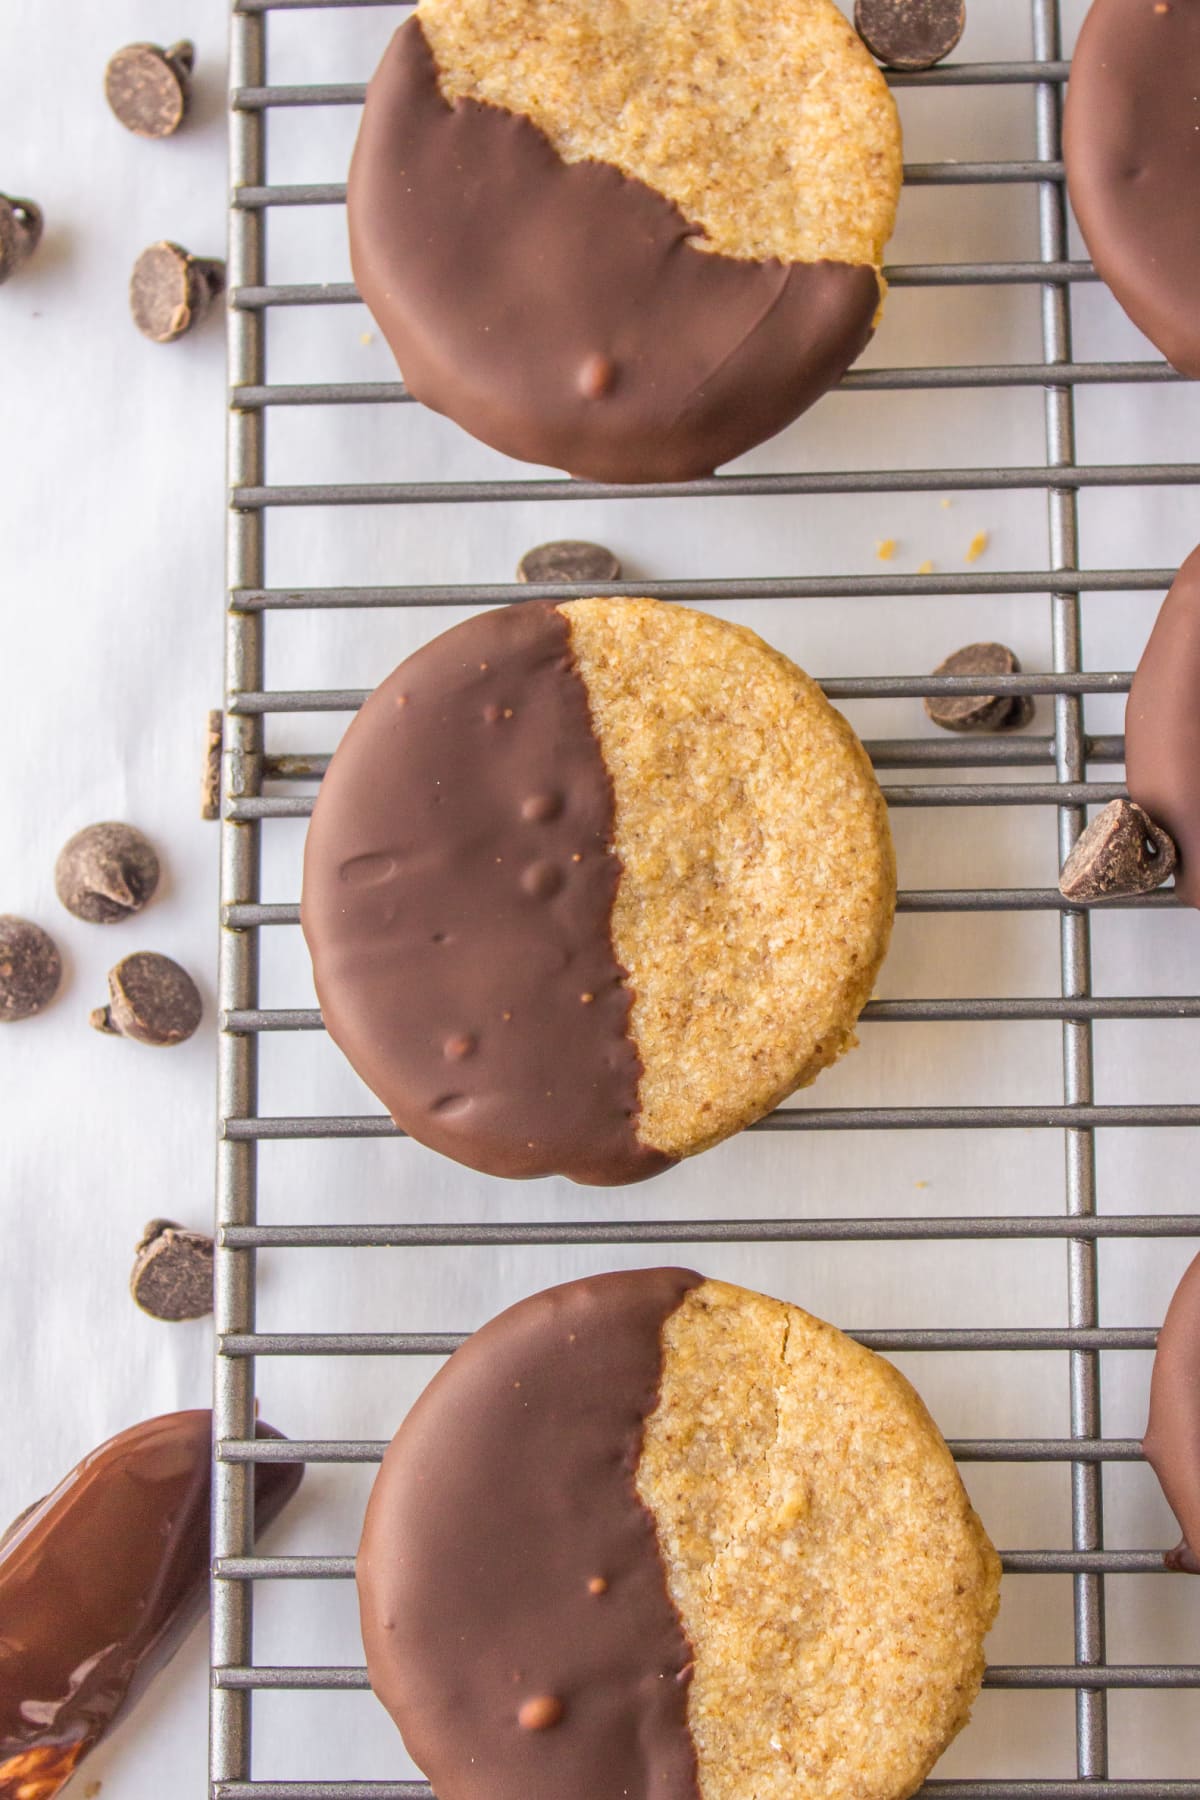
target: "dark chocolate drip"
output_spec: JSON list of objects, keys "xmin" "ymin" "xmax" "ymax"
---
[
  {"xmin": 0, "ymin": 1412, "xmax": 302, "ymax": 1790},
  {"xmin": 357, "ymin": 1269, "xmax": 704, "ymax": 1800},
  {"xmin": 301, "ymin": 602, "xmax": 672, "ymax": 1185},
  {"xmin": 1144, "ymin": 1252, "xmax": 1200, "ymax": 1573},
  {"xmin": 1064, "ymin": 0, "xmax": 1200, "ymax": 377},
  {"xmin": 1125, "ymin": 544, "xmax": 1200, "ymax": 907},
  {"xmin": 347, "ymin": 20, "xmax": 880, "ymax": 484}
]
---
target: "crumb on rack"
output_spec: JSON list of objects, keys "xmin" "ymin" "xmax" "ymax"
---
[
  {"xmin": 916, "ymin": 559, "xmax": 934, "ymax": 575},
  {"xmin": 941, "ymin": 497, "xmax": 953, "ymax": 509},
  {"xmin": 964, "ymin": 531, "xmax": 990, "ymax": 563},
  {"xmin": 360, "ymin": 330, "xmax": 375, "ymax": 346},
  {"xmin": 876, "ymin": 538, "xmax": 898, "ymax": 562}
]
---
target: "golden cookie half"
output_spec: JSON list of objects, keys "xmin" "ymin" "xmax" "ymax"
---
[
  {"xmin": 358, "ymin": 1271, "xmax": 1001, "ymax": 1800},
  {"xmin": 347, "ymin": 0, "xmax": 902, "ymax": 481},
  {"xmin": 301, "ymin": 600, "xmax": 895, "ymax": 1185}
]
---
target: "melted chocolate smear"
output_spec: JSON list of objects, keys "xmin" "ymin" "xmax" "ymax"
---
[
  {"xmin": 301, "ymin": 603, "xmax": 672, "ymax": 1186},
  {"xmin": 347, "ymin": 20, "xmax": 880, "ymax": 484},
  {"xmin": 1064, "ymin": 0, "xmax": 1200, "ymax": 377},
  {"xmin": 0, "ymin": 1411, "xmax": 302, "ymax": 1789},
  {"xmin": 1126, "ymin": 544, "xmax": 1200, "ymax": 907},
  {"xmin": 358, "ymin": 1269, "xmax": 704, "ymax": 1800},
  {"xmin": 1144, "ymin": 1251, "xmax": 1200, "ymax": 1574}
]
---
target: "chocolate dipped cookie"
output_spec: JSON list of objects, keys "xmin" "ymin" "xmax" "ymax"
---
[
  {"xmin": 357, "ymin": 1270, "xmax": 1001, "ymax": 1800},
  {"xmin": 347, "ymin": 0, "xmax": 902, "ymax": 482},
  {"xmin": 1064, "ymin": 0, "xmax": 1200, "ymax": 376},
  {"xmin": 301, "ymin": 600, "xmax": 895, "ymax": 1185},
  {"xmin": 1125, "ymin": 544, "xmax": 1200, "ymax": 906}
]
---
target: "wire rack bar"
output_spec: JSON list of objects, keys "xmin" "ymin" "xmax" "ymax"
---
[
  {"xmin": 217, "ymin": 1328, "xmax": 1158, "ymax": 1355},
  {"xmin": 230, "ymin": 61, "xmax": 1076, "ymax": 101},
  {"xmin": 230, "ymin": 576, "xmax": 1167, "ymax": 607},
  {"xmin": 217, "ymin": 1436, "xmax": 1145, "ymax": 1465},
  {"xmin": 213, "ymin": 5, "xmax": 265, "ymax": 1795},
  {"xmin": 231, "ymin": 462, "xmax": 1198, "ymax": 506},
  {"xmin": 222, "ymin": 890, "xmax": 1181, "ymax": 929},
  {"xmin": 230, "ymin": 363, "xmax": 1178, "ymax": 407},
  {"xmin": 219, "ymin": 1219, "xmax": 1200, "ymax": 1247},
  {"xmin": 232, "ymin": 265, "xmax": 1100, "ymax": 310},
  {"xmin": 220, "ymin": 1105, "xmax": 1200, "ymax": 1140},
  {"xmin": 221, "ymin": 995, "xmax": 1200, "ymax": 1030},
  {"xmin": 215, "ymin": 1787, "xmax": 1200, "ymax": 1800},
  {"xmin": 212, "ymin": 1550, "xmax": 1173, "ymax": 1580},
  {"xmin": 214, "ymin": 1663, "xmax": 1198, "ymax": 1692}
]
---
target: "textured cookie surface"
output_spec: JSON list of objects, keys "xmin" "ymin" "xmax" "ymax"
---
[
  {"xmin": 1064, "ymin": 0, "xmax": 1200, "ymax": 376},
  {"xmin": 347, "ymin": 2, "xmax": 900, "ymax": 481},
  {"xmin": 357, "ymin": 1271, "xmax": 1000, "ymax": 1800},
  {"xmin": 301, "ymin": 600, "xmax": 894, "ymax": 1184}
]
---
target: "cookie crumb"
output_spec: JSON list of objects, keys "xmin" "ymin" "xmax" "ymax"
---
[
  {"xmin": 876, "ymin": 538, "xmax": 898, "ymax": 562},
  {"xmin": 360, "ymin": 330, "xmax": 375, "ymax": 346},
  {"xmin": 587, "ymin": 1575, "xmax": 608, "ymax": 1594},
  {"xmin": 964, "ymin": 530, "xmax": 990, "ymax": 563},
  {"xmin": 916, "ymin": 559, "xmax": 935, "ymax": 575}
]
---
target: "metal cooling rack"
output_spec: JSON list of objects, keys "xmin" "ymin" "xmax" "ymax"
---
[{"xmin": 212, "ymin": 1, "xmax": 1200, "ymax": 1796}]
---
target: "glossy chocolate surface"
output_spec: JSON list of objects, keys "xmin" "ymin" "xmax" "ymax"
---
[
  {"xmin": 347, "ymin": 20, "xmax": 879, "ymax": 483},
  {"xmin": 358, "ymin": 1269, "xmax": 703, "ymax": 1800},
  {"xmin": 1064, "ymin": 0, "xmax": 1200, "ymax": 376},
  {"xmin": 1144, "ymin": 1251, "xmax": 1200, "ymax": 1573},
  {"xmin": 301, "ymin": 603, "xmax": 671, "ymax": 1185},
  {"xmin": 0, "ymin": 1411, "xmax": 301, "ymax": 1795}
]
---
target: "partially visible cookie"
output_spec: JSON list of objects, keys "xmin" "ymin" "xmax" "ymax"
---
[
  {"xmin": 1064, "ymin": 0, "xmax": 1200, "ymax": 376},
  {"xmin": 1144, "ymin": 1250, "xmax": 1200, "ymax": 1573},
  {"xmin": 1125, "ymin": 544, "xmax": 1200, "ymax": 907},
  {"xmin": 357, "ymin": 1271, "xmax": 1001, "ymax": 1800},
  {"xmin": 348, "ymin": 0, "xmax": 902, "ymax": 481},
  {"xmin": 301, "ymin": 599, "xmax": 895, "ymax": 1184}
]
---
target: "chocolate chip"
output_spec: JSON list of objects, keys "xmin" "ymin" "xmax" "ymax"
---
[
  {"xmin": 201, "ymin": 709, "xmax": 223, "ymax": 821},
  {"xmin": 130, "ymin": 1219, "xmax": 214, "ymax": 1321},
  {"xmin": 90, "ymin": 952, "xmax": 202, "ymax": 1046},
  {"xmin": 924, "ymin": 642, "xmax": 1031, "ymax": 733},
  {"xmin": 516, "ymin": 541, "xmax": 622, "ymax": 586},
  {"xmin": 130, "ymin": 241, "xmax": 225, "ymax": 344},
  {"xmin": 104, "ymin": 41, "xmax": 194, "ymax": 139},
  {"xmin": 0, "ymin": 194, "xmax": 43, "ymax": 287},
  {"xmin": 55, "ymin": 822, "xmax": 160, "ymax": 925},
  {"xmin": 855, "ymin": 0, "xmax": 966, "ymax": 70},
  {"xmin": 517, "ymin": 1695, "xmax": 564, "ymax": 1731},
  {"xmin": 1058, "ymin": 798, "xmax": 1177, "ymax": 903},
  {"xmin": 0, "ymin": 917, "xmax": 62, "ymax": 1022}
]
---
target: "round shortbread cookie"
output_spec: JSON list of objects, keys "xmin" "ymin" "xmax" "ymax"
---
[
  {"xmin": 347, "ymin": 0, "xmax": 902, "ymax": 482},
  {"xmin": 301, "ymin": 599, "xmax": 895, "ymax": 1185},
  {"xmin": 357, "ymin": 1270, "xmax": 1001, "ymax": 1800}
]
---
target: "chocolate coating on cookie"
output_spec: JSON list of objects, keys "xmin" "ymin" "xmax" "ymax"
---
[
  {"xmin": 0, "ymin": 1412, "xmax": 301, "ymax": 1789},
  {"xmin": 358, "ymin": 1269, "xmax": 703, "ymax": 1800},
  {"xmin": 301, "ymin": 603, "xmax": 670, "ymax": 1185},
  {"xmin": 1064, "ymin": 0, "xmax": 1200, "ymax": 376},
  {"xmin": 1143, "ymin": 1252, "xmax": 1200, "ymax": 1573},
  {"xmin": 347, "ymin": 21, "xmax": 880, "ymax": 483},
  {"xmin": 1125, "ymin": 545, "xmax": 1200, "ymax": 907}
]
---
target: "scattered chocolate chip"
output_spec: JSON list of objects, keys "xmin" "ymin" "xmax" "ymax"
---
[
  {"xmin": 0, "ymin": 917, "xmax": 62, "ymax": 1023},
  {"xmin": 517, "ymin": 1695, "xmax": 564, "ymax": 1731},
  {"xmin": 1058, "ymin": 798, "xmax": 1177, "ymax": 903},
  {"xmin": 104, "ymin": 41, "xmax": 194, "ymax": 139},
  {"xmin": 201, "ymin": 709, "xmax": 223, "ymax": 821},
  {"xmin": 55, "ymin": 822, "xmax": 160, "ymax": 925},
  {"xmin": 855, "ymin": 0, "xmax": 966, "ymax": 70},
  {"xmin": 90, "ymin": 952, "xmax": 202, "ymax": 1046},
  {"xmin": 0, "ymin": 194, "xmax": 43, "ymax": 286},
  {"xmin": 129, "ymin": 241, "xmax": 225, "ymax": 344},
  {"xmin": 129, "ymin": 1219, "xmax": 214, "ymax": 1320},
  {"xmin": 924, "ymin": 642, "xmax": 1032, "ymax": 733},
  {"xmin": 516, "ymin": 541, "xmax": 622, "ymax": 586}
]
